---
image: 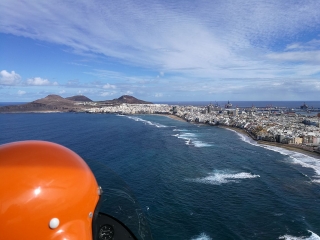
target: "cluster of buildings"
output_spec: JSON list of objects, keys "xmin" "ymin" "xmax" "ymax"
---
[
  {"xmin": 87, "ymin": 104, "xmax": 171, "ymax": 114},
  {"xmin": 174, "ymin": 103, "xmax": 320, "ymax": 153},
  {"xmin": 87, "ymin": 102, "xmax": 320, "ymax": 153}
]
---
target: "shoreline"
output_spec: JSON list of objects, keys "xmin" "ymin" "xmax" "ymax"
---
[
  {"xmin": 164, "ymin": 114, "xmax": 320, "ymax": 159},
  {"xmin": 2, "ymin": 111, "xmax": 320, "ymax": 159},
  {"xmin": 164, "ymin": 114, "xmax": 187, "ymax": 122},
  {"xmin": 218, "ymin": 126, "xmax": 320, "ymax": 159}
]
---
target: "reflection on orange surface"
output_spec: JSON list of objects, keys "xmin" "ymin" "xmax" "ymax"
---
[{"xmin": 0, "ymin": 141, "xmax": 100, "ymax": 240}]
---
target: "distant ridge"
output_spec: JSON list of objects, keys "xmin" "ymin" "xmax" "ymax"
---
[
  {"xmin": 66, "ymin": 95, "xmax": 92, "ymax": 102},
  {"xmin": 0, "ymin": 94, "xmax": 152, "ymax": 113},
  {"xmin": 106, "ymin": 95, "xmax": 152, "ymax": 104},
  {"xmin": 33, "ymin": 94, "xmax": 74, "ymax": 105},
  {"xmin": 0, "ymin": 95, "xmax": 86, "ymax": 113}
]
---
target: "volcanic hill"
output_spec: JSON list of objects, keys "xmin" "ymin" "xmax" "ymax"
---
[
  {"xmin": 106, "ymin": 95, "xmax": 152, "ymax": 104},
  {"xmin": 0, "ymin": 95, "xmax": 152, "ymax": 113}
]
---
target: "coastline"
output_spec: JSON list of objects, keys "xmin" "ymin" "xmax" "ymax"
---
[
  {"xmin": 164, "ymin": 114, "xmax": 187, "ymax": 122},
  {"xmin": 163, "ymin": 114, "xmax": 320, "ymax": 159},
  {"xmin": 3, "ymin": 110, "xmax": 319, "ymax": 159},
  {"xmin": 219, "ymin": 125, "xmax": 320, "ymax": 159}
]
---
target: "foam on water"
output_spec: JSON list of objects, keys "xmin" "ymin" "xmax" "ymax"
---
[
  {"xmin": 279, "ymin": 230, "xmax": 320, "ymax": 240},
  {"xmin": 125, "ymin": 116, "xmax": 168, "ymax": 128},
  {"xmin": 226, "ymin": 128, "xmax": 320, "ymax": 183},
  {"xmin": 225, "ymin": 128, "xmax": 259, "ymax": 146},
  {"xmin": 191, "ymin": 233, "xmax": 212, "ymax": 240},
  {"xmin": 178, "ymin": 133, "xmax": 197, "ymax": 138},
  {"xmin": 172, "ymin": 131, "xmax": 213, "ymax": 147},
  {"xmin": 192, "ymin": 141, "xmax": 213, "ymax": 147},
  {"xmin": 187, "ymin": 170, "xmax": 260, "ymax": 185},
  {"xmin": 173, "ymin": 129, "xmax": 189, "ymax": 132},
  {"xmin": 312, "ymin": 179, "xmax": 320, "ymax": 183}
]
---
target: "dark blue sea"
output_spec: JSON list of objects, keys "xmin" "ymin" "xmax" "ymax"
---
[{"xmin": 1, "ymin": 113, "xmax": 320, "ymax": 239}]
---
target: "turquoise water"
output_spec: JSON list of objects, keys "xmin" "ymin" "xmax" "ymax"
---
[{"xmin": 1, "ymin": 113, "xmax": 320, "ymax": 239}]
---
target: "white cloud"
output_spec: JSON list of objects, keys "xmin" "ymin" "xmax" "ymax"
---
[
  {"xmin": 155, "ymin": 93, "xmax": 163, "ymax": 98},
  {"xmin": 285, "ymin": 39, "xmax": 320, "ymax": 51},
  {"xmin": 267, "ymin": 51, "xmax": 320, "ymax": 63},
  {"xmin": 0, "ymin": 70, "xmax": 21, "ymax": 85},
  {"xmin": 85, "ymin": 69, "xmax": 126, "ymax": 80},
  {"xmin": 103, "ymin": 83, "xmax": 116, "ymax": 89},
  {"xmin": 1, "ymin": 1, "xmax": 319, "ymax": 78},
  {"xmin": 17, "ymin": 90, "xmax": 26, "ymax": 95},
  {"xmin": 124, "ymin": 91, "xmax": 133, "ymax": 95},
  {"xmin": 68, "ymin": 62, "xmax": 89, "ymax": 67},
  {"xmin": 1, "ymin": 1, "xmax": 320, "ymax": 100},
  {"xmin": 100, "ymin": 91, "xmax": 116, "ymax": 97},
  {"xmin": 27, "ymin": 77, "xmax": 57, "ymax": 86},
  {"xmin": 77, "ymin": 89, "xmax": 93, "ymax": 95}
]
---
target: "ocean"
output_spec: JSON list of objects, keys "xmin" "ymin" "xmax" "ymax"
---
[{"xmin": 1, "ymin": 113, "xmax": 320, "ymax": 239}]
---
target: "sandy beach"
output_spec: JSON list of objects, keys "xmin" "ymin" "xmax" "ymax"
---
[
  {"xmin": 162, "ymin": 113, "xmax": 320, "ymax": 159},
  {"xmin": 219, "ymin": 125, "xmax": 320, "ymax": 159},
  {"xmin": 164, "ymin": 114, "xmax": 187, "ymax": 122}
]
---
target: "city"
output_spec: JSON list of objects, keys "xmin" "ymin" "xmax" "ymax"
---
[{"xmin": 87, "ymin": 101, "xmax": 320, "ymax": 154}]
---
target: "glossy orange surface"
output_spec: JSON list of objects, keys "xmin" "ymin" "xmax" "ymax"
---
[{"xmin": 0, "ymin": 141, "xmax": 100, "ymax": 240}]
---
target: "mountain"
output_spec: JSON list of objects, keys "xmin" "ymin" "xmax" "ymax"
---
[
  {"xmin": 0, "ymin": 94, "xmax": 152, "ymax": 113},
  {"xmin": 0, "ymin": 95, "xmax": 84, "ymax": 113},
  {"xmin": 106, "ymin": 95, "xmax": 152, "ymax": 104},
  {"xmin": 33, "ymin": 94, "xmax": 74, "ymax": 105},
  {"xmin": 66, "ymin": 95, "xmax": 92, "ymax": 102}
]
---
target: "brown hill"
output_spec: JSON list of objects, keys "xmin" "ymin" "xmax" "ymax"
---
[
  {"xmin": 0, "ymin": 94, "xmax": 152, "ymax": 113},
  {"xmin": 0, "ymin": 95, "xmax": 83, "ymax": 113},
  {"xmin": 66, "ymin": 95, "xmax": 92, "ymax": 102},
  {"xmin": 33, "ymin": 94, "xmax": 74, "ymax": 105},
  {"xmin": 107, "ymin": 95, "xmax": 152, "ymax": 104}
]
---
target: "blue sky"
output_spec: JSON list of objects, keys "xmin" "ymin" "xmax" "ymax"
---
[{"xmin": 1, "ymin": 0, "xmax": 320, "ymax": 102}]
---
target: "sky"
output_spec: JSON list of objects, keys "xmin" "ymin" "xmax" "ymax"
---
[{"xmin": 1, "ymin": 0, "xmax": 320, "ymax": 102}]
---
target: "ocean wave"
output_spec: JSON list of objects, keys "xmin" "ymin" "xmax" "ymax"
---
[
  {"xmin": 125, "ymin": 116, "xmax": 168, "ymax": 128},
  {"xmin": 191, "ymin": 233, "xmax": 212, "ymax": 240},
  {"xmin": 311, "ymin": 178, "xmax": 320, "ymax": 184},
  {"xmin": 260, "ymin": 146, "xmax": 320, "ymax": 183},
  {"xmin": 226, "ymin": 128, "xmax": 320, "ymax": 183},
  {"xmin": 178, "ymin": 133, "xmax": 197, "ymax": 138},
  {"xmin": 173, "ymin": 129, "xmax": 189, "ymax": 132},
  {"xmin": 279, "ymin": 230, "xmax": 320, "ymax": 240},
  {"xmin": 172, "ymin": 131, "xmax": 212, "ymax": 147},
  {"xmin": 192, "ymin": 141, "xmax": 213, "ymax": 148},
  {"xmin": 225, "ymin": 128, "xmax": 259, "ymax": 146},
  {"xmin": 187, "ymin": 170, "xmax": 260, "ymax": 185}
]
